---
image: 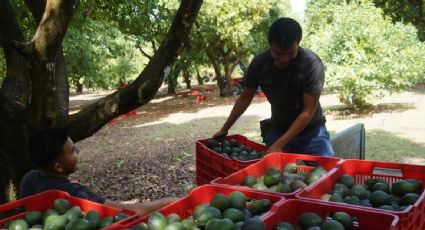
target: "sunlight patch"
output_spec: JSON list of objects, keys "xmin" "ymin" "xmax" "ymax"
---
[
  {"xmin": 242, "ymin": 132, "xmax": 261, "ymax": 140},
  {"xmin": 150, "ymin": 96, "xmax": 175, "ymax": 103},
  {"xmin": 69, "ymin": 91, "xmax": 114, "ymax": 101},
  {"xmin": 131, "ymin": 102, "xmax": 270, "ymax": 128},
  {"xmin": 404, "ymin": 157, "xmax": 425, "ymax": 165}
]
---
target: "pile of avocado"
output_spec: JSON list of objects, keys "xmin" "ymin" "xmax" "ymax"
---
[
  {"xmin": 242, "ymin": 163, "xmax": 327, "ymax": 193},
  {"xmin": 275, "ymin": 211, "xmax": 355, "ymax": 230},
  {"xmin": 207, "ymin": 139, "xmax": 265, "ymax": 161},
  {"xmin": 2, "ymin": 198, "xmax": 129, "ymax": 230},
  {"xmin": 320, "ymin": 174, "xmax": 423, "ymax": 211},
  {"xmin": 131, "ymin": 191, "xmax": 270, "ymax": 230}
]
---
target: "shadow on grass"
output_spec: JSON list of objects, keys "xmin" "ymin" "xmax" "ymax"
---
[
  {"xmin": 365, "ymin": 129, "xmax": 425, "ymax": 164},
  {"xmin": 323, "ymin": 102, "xmax": 416, "ymax": 120}
]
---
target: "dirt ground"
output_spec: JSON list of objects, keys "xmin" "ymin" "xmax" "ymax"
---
[{"xmin": 69, "ymin": 84, "xmax": 425, "ymax": 202}]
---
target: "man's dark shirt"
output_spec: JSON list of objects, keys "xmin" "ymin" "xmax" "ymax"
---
[
  {"xmin": 18, "ymin": 170, "xmax": 105, "ymax": 204},
  {"xmin": 243, "ymin": 47, "xmax": 326, "ymax": 132}
]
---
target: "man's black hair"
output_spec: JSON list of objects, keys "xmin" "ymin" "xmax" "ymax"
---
[
  {"xmin": 27, "ymin": 127, "xmax": 69, "ymax": 169},
  {"xmin": 268, "ymin": 17, "xmax": 302, "ymax": 48}
]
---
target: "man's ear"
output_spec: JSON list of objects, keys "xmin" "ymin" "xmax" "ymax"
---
[{"xmin": 53, "ymin": 162, "xmax": 65, "ymax": 173}]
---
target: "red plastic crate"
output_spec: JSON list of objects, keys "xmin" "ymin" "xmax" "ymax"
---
[
  {"xmin": 196, "ymin": 134, "xmax": 267, "ymax": 186},
  {"xmin": 0, "ymin": 190, "xmax": 136, "ymax": 229},
  {"xmin": 106, "ymin": 184, "xmax": 285, "ymax": 229},
  {"xmin": 212, "ymin": 153, "xmax": 342, "ymax": 198},
  {"xmin": 264, "ymin": 199, "xmax": 399, "ymax": 230},
  {"xmin": 297, "ymin": 159, "xmax": 425, "ymax": 230}
]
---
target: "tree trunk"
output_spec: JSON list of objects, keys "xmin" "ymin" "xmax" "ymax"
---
[
  {"xmin": 166, "ymin": 63, "xmax": 182, "ymax": 95},
  {"xmin": 0, "ymin": 0, "xmax": 31, "ymax": 106},
  {"xmin": 223, "ymin": 53, "xmax": 233, "ymax": 97},
  {"xmin": 183, "ymin": 69, "xmax": 191, "ymax": 89},
  {"xmin": 207, "ymin": 52, "xmax": 226, "ymax": 96},
  {"xmin": 167, "ymin": 84, "xmax": 176, "ymax": 94},
  {"xmin": 0, "ymin": 0, "xmax": 203, "ymax": 203},
  {"xmin": 166, "ymin": 70, "xmax": 178, "ymax": 94},
  {"xmin": 76, "ymin": 82, "xmax": 83, "ymax": 93},
  {"xmin": 195, "ymin": 67, "xmax": 203, "ymax": 85},
  {"xmin": 0, "ymin": 0, "xmax": 75, "ymax": 203}
]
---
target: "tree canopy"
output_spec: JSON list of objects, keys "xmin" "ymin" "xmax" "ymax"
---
[{"xmin": 373, "ymin": 0, "xmax": 425, "ymax": 41}]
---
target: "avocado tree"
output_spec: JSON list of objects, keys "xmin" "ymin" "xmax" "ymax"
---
[
  {"xmin": 0, "ymin": 0, "xmax": 202, "ymax": 203},
  {"xmin": 179, "ymin": 41, "xmax": 212, "ymax": 90},
  {"xmin": 372, "ymin": 0, "xmax": 425, "ymax": 41},
  {"xmin": 93, "ymin": 0, "xmax": 177, "ymax": 59},
  {"xmin": 64, "ymin": 20, "xmax": 145, "ymax": 92},
  {"xmin": 248, "ymin": 0, "xmax": 292, "ymax": 55},
  {"xmin": 62, "ymin": 0, "xmax": 177, "ymax": 92},
  {"xmin": 304, "ymin": 0, "xmax": 425, "ymax": 107},
  {"xmin": 191, "ymin": 0, "xmax": 280, "ymax": 96}
]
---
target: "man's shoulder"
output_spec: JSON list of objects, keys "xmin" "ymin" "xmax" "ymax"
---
[
  {"xmin": 21, "ymin": 170, "xmax": 39, "ymax": 181},
  {"xmin": 21, "ymin": 170, "xmax": 74, "ymax": 193},
  {"xmin": 18, "ymin": 170, "xmax": 42, "ymax": 199},
  {"xmin": 298, "ymin": 47, "xmax": 323, "ymax": 65},
  {"xmin": 19, "ymin": 171, "xmax": 105, "ymax": 203}
]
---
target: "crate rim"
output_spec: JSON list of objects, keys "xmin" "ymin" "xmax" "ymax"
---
[
  {"xmin": 269, "ymin": 199, "xmax": 400, "ymax": 230},
  {"xmin": 107, "ymin": 184, "xmax": 286, "ymax": 229},
  {"xmin": 0, "ymin": 189, "xmax": 136, "ymax": 229},
  {"xmin": 196, "ymin": 134, "xmax": 267, "ymax": 164}
]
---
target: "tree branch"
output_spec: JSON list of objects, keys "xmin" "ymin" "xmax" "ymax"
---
[
  {"xmin": 15, "ymin": 0, "xmax": 79, "ymax": 61},
  {"xmin": 137, "ymin": 45, "xmax": 153, "ymax": 59},
  {"xmin": 66, "ymin": 0, "xmax": 203, "ymax": 142}
]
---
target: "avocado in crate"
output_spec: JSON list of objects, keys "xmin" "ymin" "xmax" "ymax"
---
[
  {"xmin": 207, "ymin": 138, "xmax": 266, "ymax": 161},
  {"xmin": 241, "ymin": 163, "xmax": 327, "ymax": 194},
  {"xmin": 130, "ymin": 191, "xmax": 271, "ymax": 230},
  {"xmin": 275, "ymin": 211, "xmax": 354, "ymax": 230},
  {"xmin": 320, "ymin": 174, "xmax": 422, "ymax": 212},
  {"xmin": 1, "ymin": 198, "xmax": 129, "ymax": 230}
]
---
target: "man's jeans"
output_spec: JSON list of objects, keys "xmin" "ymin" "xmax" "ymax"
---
[{"xmin": 264, "ymin": 124, "xmax": 335, "ymax": 157}]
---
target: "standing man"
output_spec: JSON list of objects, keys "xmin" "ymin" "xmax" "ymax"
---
[{"xmin": 213, "ymin": 18, "xmax": 334, "ymax": 157}]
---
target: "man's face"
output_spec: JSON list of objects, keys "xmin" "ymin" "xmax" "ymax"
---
[
  {"xmin": 270, "ymin": 42, "xmax": 299, "ymax": 69},
  {"xmin": 55, "ymin": 137, "xmax": 79, "ymax": 175}
]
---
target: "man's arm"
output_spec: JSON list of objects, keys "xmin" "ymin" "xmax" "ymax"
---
[
  {"xmin": 266, "ymin": 92, "xmax": 321, "ymax": 153},
  {"xmin": 213, "ymin": 88, "xmax": 257, "ymax": 138},
  {"xmin": 104, "ymin": 197, "xmax": 179, "ymax": 216}
]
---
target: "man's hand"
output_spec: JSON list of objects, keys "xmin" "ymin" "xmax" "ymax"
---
[
  {"xmin": 266, "ymin": 144, "xmax": 283, "ymax": 154},
  {"xmin": 132, "ymin": 197, "xmax": 181, "ymax": 216},
  {"xmin": 163, "ymin": 197, "xmax": 180, "ymax": 204},
  {"xmin": 212, "ymin": 129, "xmax": 228, "ymax": 140}
]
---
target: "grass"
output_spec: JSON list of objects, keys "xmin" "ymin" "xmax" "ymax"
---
[
  {"xmin": 366, "ymin": 129, "xmax": 425, "ymax": 163},
  {"xmin": 235, "ymin": 128, "xmax": 425, "ymax": 164},
  {"xmin": 323, "ymin": 129, "xmax": 425, "ymax": 163}
]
